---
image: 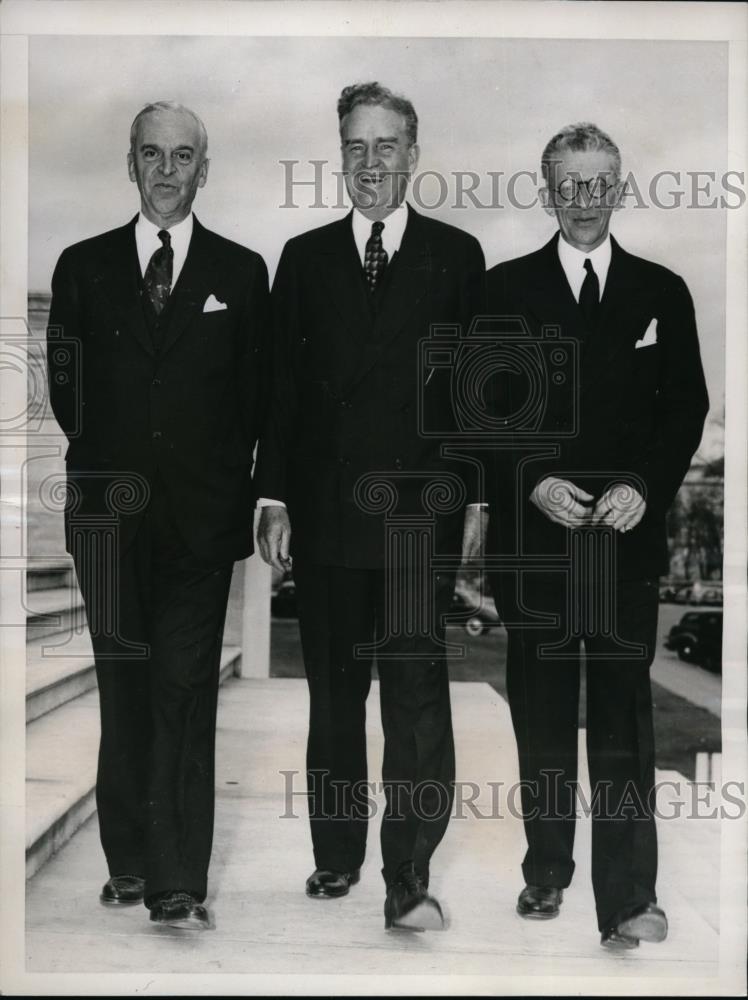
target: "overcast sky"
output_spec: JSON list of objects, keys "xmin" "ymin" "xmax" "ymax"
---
[{"xmin": 29, "ymin": 34, "xmax": 727, "ymax": 452}]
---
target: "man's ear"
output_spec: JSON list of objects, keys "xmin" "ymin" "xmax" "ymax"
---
[
  {"xmin": 198, "ymin": 157, "xmax": 210, "ymax": 189},
  {"xmin": 127, "ymin": 151, "xmax": 136, "ymax": 183},
  {"xmin": 408, "ymin": 143, "xmax": 420, "ymax": 175},
  {"xmin": 539, "ymin": 186, "xmax": 556, "ymax": 219}
]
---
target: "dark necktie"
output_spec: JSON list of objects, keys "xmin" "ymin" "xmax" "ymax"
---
[
  {"xmin": 579, "ymin": 257, "xmax": 600, "ymax": 327},
  {"xmin": 363, "ymin": 220, "xmax": 388, "ymax": 292},
  {"xmin": 144, "ymin": 229, "xmax": 173, "ymax": 316}
]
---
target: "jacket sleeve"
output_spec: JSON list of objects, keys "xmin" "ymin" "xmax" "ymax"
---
[
  {"xmin": 627, "ymin": 274, "xmax": 709, "ymax": 514},
  {"xmin": 253, "ymin": 241, "xmax": 300, "ymax": 504},
  {"xmin": 46, "ymin": 248, "xmax": 82, "ymax": 441},
  {"xmin": 237, "ymin": 252, "xmax": 271, "ymax": 466},
  {"xmin": 458, "ymin": 235, "xmax": 487, "ymax": 504}
]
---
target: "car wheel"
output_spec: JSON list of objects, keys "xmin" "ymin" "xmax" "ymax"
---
[
  {"xmin": 677, "ymin": 640, "xmax": 695, "ymax": 663},
  {"xmin": 465, "ymin": 618, "xmax": 486, "ymax": 638}
]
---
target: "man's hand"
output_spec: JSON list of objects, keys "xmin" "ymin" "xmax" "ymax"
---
[
  {"xmin": 257, "ymin": 505, "xmax": 292, "ymax": 571},
  {"xmin": 591, "ymin": 484, "xmax": 646, "ymax": 533},
  {"xmin": 461, "ymin": 505, "xmax": 488, "ymax": 564},
  {"xmin": 530, "ymin": 476, "xmax": 594, "ymax": 528}
]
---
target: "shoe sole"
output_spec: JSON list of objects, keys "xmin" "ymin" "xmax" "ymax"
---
[
  {"xmin": 601, "ymin": 934, "xmax": 639, "ymax": 951},
  {"xmin": 150, "ymin": 914, "xmax": 212, "ymax": 931},
  {"xmin": 516, "ymin": 906, "xmax": 560, "ymax": 920},
  {"xmin": 99, "ymin": 896, "xmax": 143, "ymax": 907},
  {"xmin": 388, "ymin": 901, "xmax": 445, "ymax": 932},
  {"xmin": 306, "ymin": 886, "xmax": 350, "ymax": 899},
  {"xmin": 618, "ymin": 911, "xmax": 668, "ymax": 943}
]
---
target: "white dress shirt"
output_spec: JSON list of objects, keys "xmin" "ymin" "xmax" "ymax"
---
[
  {"xmin": 557, "ymin": 233, "xmax": 612, "ymax": 303},
  {"xmin": 135, "ymin": 212, "xmax": 193, "ymax": 287},
  {"xmin": 351, "ymin": 201, "xmax": 409, "ymax": 263}
]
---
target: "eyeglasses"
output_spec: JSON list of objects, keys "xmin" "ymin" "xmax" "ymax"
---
[{"xmin": 552, "ymin": 176, "xmax": 617, "ymax": 204}]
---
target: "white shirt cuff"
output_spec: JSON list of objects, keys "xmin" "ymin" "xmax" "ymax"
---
[{"xmin": 258, "ymin": 498, "xmax": 286, "ymax": 509}]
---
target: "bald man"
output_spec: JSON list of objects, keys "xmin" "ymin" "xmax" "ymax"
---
[{"xmin": 47, "ymin": 102, "xmax": 269, "ymax": 929}]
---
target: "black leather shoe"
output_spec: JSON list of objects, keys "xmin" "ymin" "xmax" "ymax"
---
[
  {"xmin": 600, "ymin": 925, "xmax": 640, "ymax": 950},
  {"xmin": 100, "ymin": 875, "xmax": 145, "ymax": 906},
  {"xmin": 305, "ymin": 868, "xmax": 360, "ymax": 899},
  {"xmin": 384, "ymin": 863, "xmax": 444, "ymax": 932},
  {"xmin": 148, "ymin": 891, "xmax": 212, "ymax": 930},
  {"xmin": 516, "ymin": 884, "xmax": 563, "ymax": 919},
  {"xmin": 618, "ymin": 903, "xmax": 668, "ymax": 943}
]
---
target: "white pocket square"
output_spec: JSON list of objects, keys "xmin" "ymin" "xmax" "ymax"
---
[
  {"xmin": 203, "ymin": 294, "xmax": 227, "ymax": 313},
  {"xmin": 635, "ymin": 318, "xmax": 658, "ymax": 348}
]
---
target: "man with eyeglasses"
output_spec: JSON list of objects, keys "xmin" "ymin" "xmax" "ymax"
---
[{"xmin": 485, "ymin": 123, "xmax": 708, "ymax": 948}]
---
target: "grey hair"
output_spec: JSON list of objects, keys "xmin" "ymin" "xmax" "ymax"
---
[
  {"xmin": 541, "ymin": 122, "xmax": 621, "ymax": 182},
  {"xmin": 338, "ymin": 82, "xmax": 418, "ymax": 146},
  {"xmin": 129, "ymin": 101, "xmax": 208, "ymax": 157}
]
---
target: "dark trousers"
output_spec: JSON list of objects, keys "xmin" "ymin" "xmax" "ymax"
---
[
  {"xmin": 293, "ymin": 559, "xmax": 456, "ymax": 886},
  {"xmin": 493, "ymin": 572, "xmax": 659, "ymax": 930},
  {"xmin": 71, "ymin": 480, "xmax": 233, "ymax": 904}
]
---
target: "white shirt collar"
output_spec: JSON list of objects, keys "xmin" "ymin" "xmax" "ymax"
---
[
  {"xmin": 351, "ymin": 202, "xmax": 409, "ymax": 265},
  {"xmin": 135, "ymin": 212, "xmax": 194, "ymax": 287},
  {"xmin": 557, "ymin": 232, "xmax": 612, "ymax": 303}
]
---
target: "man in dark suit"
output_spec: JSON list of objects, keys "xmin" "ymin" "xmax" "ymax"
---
[
  {"xmin": 486, "ymin": 123, "xmax": 709, "ymax": 948},
  {"xmin": 46, "ymin": 101, "xmax": 269, "ymax": 930},
  {"xmin": 256, "ymin": 82, "xmax": 485, "ymax": 931}
]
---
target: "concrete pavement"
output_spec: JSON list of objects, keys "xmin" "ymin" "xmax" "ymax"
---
[{"xmin": 25, "ymin": 678, "xmax": 728, "ymax": 993}]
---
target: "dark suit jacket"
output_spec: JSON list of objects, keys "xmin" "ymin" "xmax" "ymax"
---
[
  {"xmin": 255, "ymin": 205, "xmax": 485, "ymax": 568},
  {"xmin": 47, "ymin": 214, "xmax": 270, "ymax": 566},
  {"xmin": 485, "ymin": 233, "xmax": 709, "ymax": 582}
]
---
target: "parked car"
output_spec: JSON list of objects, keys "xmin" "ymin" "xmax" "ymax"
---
[
  {"xmin": 671, "ymin": 583, "xmax": 694, "ymax": 604},
  {"xmin": 659, "ymin": 582, "xmax": 680, "ymax": 602},
  {"xmin": 689, "ymin": 580, "xmax": 723, "ymax": 606},
  {"xmin": 664, "ymin": 609, "xmax": 722, "ymax": 672},
  {"xmin": 450, "ymin": 588, "xmax": 501, "ymax": 637}
]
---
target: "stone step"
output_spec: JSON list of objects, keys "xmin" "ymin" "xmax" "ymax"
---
[
  {"xmin": 26, "ymin": 559, "xmax": 75, "ymax": 593},
  {"xmin": 25, "ymin": 644, "xmax": 242, "ymax": 879},
  {"xmin": 26, "ymin": 630, "xmax": 97, "ymax": 723},
  {"xmin": 25, "ymin": 584, "xmax": 87, "ymax": 643}
]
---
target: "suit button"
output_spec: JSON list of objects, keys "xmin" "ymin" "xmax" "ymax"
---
[
  {"xmin": 394, "ymin": 458, "xmax": 403, "ymax": 469},
  {"xmin": 152, "ymin": 431, "xmax": 162, "ymax": 439},
  {"xmin": 152, "ymin": 378, "xmax": 161, "ymax": 386}
]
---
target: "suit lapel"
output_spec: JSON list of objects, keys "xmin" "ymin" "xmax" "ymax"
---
[
  {"xmin": 92, "ymin": 216, "xmax": 154, "ymax": 357},
  {"xmin": 158, "ymin": 216, "xmax": 223, "ymax": 357},
  {"xmin": 519, "ymin": 234, "xmax": 588, "ymax": 342},
  {"xmin": 582, "ymin": 236, "xmax": 651, "ymax": 388},
  {"xmin": 371, "ymin": 205, "xmax": 430, "ymax": 344},
  {"xmin": 316, "ymin": 213, "xmax": 373, "ymax": 341},
  {"xmin": 344, "ymin": 205, "xmax": 430, "ymax": 392}
]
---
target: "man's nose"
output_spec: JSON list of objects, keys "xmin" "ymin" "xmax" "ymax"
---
[
  {"xmin": 573, "ymin": 181, "xmax": 596, "ymax": 208},
  {"xmin": 159, "ymin": 155, "xmax": 176, "ymax": 176},
  {"xmin": 363, "ymin": 145, "xmax": 381, "ymax": 169}
]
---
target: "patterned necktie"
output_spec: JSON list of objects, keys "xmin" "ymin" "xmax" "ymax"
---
[
  {"xmin": 579, "ymin": 257, "xmax": 600, "ymax": 327},
  {"xmin": 363, "ymin": 221, "xmax": 388, "ymax": 292},
  {"xmin": 144, "ymin": 229, "xmax": 173, "ymax": 315}
]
